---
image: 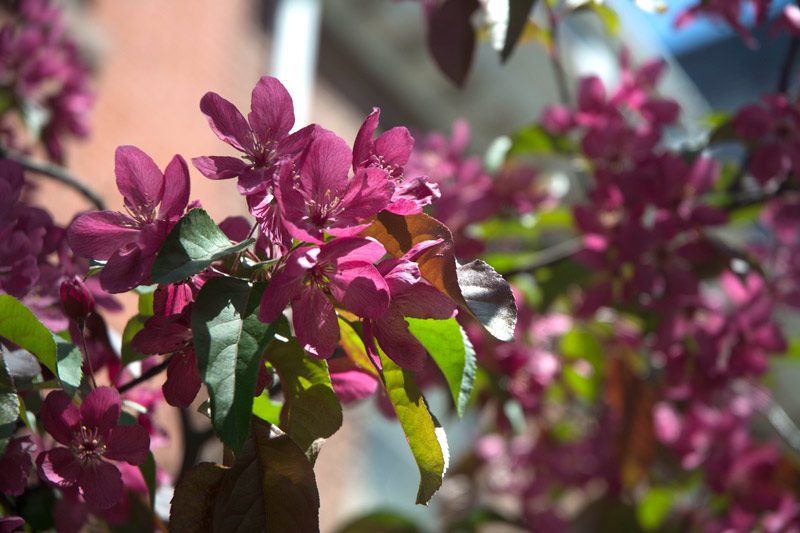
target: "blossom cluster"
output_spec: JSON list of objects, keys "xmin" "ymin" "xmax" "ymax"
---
[{"xmin": 0, "ymin": 0, "xmax": 93, "ymax": 161}]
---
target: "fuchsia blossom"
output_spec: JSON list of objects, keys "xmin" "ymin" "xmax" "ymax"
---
[
  {"xmin": 258, "ymin": 237, "xmax": 390, "ymax": 359},
  {"xmin": 36, "ymin": 387, "xmax": 150, "ymax": 509},
  {"xmin": 67, "ymin": 146, "xmax": 190, "ymax": 293},
  {"xmin": 353, "ymin": 107, "xmax": 440, "ymax": 215},
  {"xmin": 675, "ymin": 0, "xmax": 772, "ymax": 47},
  {"xmin": 193, "ymin": 76, "xmax": 314, "ymax": 251},
  {"xmin": 276, "ymin": 129, "xmax": 394, "ymax": 244}
]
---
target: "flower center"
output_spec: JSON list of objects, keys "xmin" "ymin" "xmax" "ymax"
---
[{"xmin": 72, "ymin": 425, "xmax": 107, "ymax": 465}]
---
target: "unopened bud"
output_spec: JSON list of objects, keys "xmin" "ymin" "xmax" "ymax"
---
[{"xmin": 60, "ymin": 276, "xmax": 95, "ymax": 325}]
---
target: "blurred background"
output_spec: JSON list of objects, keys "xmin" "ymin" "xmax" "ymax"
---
[{"xmin": 29, "ymin": 0, "xmax": 797, "ymax": 530}]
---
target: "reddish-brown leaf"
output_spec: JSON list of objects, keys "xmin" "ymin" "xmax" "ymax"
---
[{"xmin": 169, "ymin": 463, "xmax": 228, "ymax": 533}]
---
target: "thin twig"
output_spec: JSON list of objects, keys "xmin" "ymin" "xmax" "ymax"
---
[
  {"xmin": 0, "ymin": 145, "xmax": 107, "ymax": 211},
  {"xmin": 544, "ymin": 2, "xmax": 571, "ymax": 106},
  {"xmin": 117, "ymin": 357, "xmax": 171, "ymax": 394},
  {"xmin": 500, "ymin": 237, "xmax": 584, "ymax": 277}
]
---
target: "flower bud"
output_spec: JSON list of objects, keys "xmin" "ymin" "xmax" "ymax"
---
[{"xmin": 60, "ymin": 276, "xmax": 95, "ymax": 325}]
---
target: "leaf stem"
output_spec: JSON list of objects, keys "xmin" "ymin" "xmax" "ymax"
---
[{"xmin": 0, "ymin": 145, "xmax": 107, "ymax": 211}]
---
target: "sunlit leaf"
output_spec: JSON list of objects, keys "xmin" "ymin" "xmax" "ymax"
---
[
  {"xmin": 263, "ymin": 335, "xmax": 343, "ymax": 452},
  {"xmin": 53, "ymin": 334, "xmax": 83, "ymax": 398},
  {"xmin": 377, "ymin": 347, "xmax": 447, "ymax": 505},
  {"xmin": 0, "ymin": 295, "xmax": 57, "ymax": 374},
  {"xmin": 121, "ymin": 314, "xmax": 149, "ymax": 366},
  {"xmin": 407, "ymin": 317, "xmax": 476, "ymax": 418},
  {"xmin": 637, "ymin": 486, "xmax": 676, "ymax": 531},
  {"xmin": 151, "ymin": 208, "xmax": 255, "ymax": 285},
  {"xmin": 192, "ymin": 277, "xmax": 277, "ymax": 454}
]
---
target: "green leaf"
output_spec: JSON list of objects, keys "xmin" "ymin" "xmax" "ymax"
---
[
  {"xmin": 212, "ymin": 418, "xmax": 320, "ymax": 533},
  {"xmin": 169, "ymin": 462, "xmax": 228, "ymax": 533},
  {"xmin": 377, "ymin": 347, "xmax": 447, "ymax": 505},
  {"xmin": 151, "ymin": 208, "xmax": 255, "ymax": 285},
  {"xmin": 192, "ymin": 276, "xmax": 277, "ymax": 454},
  {"xmin": 637, "ymin": 487, "xmax": 676, "ymax": 531},
  {"xmin": 139, "ymin": 450, "xmax": 157, "ymax": 510},
  {"xmin": 406, "ymin": 317, "xmax": 476, "ymax": 418},
  {"xmin": 53, "ymin": 334, "xmax": 83, "ymax": 397},
  {"xmin": 263, "ymin": 335, "xmax": 343, "ymax": 452},
  {"xmin": 0, "ymin": 296, "xmax": 57, "ymax": 374},
  {"xmin": 508, "ymin": 124, "xmax": 573, "ymax": 157},
  {"xmin": 335, "ymin": 510, "xmax": 423, "ymax": 533},
  {"xmin": 252, "ymin": 393, "xmax": 283, "ymax": 426},
  {"xmin": 572, "ymin": 1, "xmax": 619, "ymax": 36},
  {"xmin": 121, "ymin": 314, "xmax": 150, "ymax": 366},
  {"xmin": 0, "ymin": 356, "xmax": 19, "ymax": 455}
]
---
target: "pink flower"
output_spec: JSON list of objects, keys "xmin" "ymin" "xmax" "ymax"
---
[
  {"xmin": 733, "ymin": 94, "xmax": 800, "ymax": 184},
  {"xmin": 36, "ymin": 387, "xmax": 150, "ymax": 509},
  {"xmin": 67, "ymin": 146, "xmax": 190, "ymax": 293},
  {"xmin": 353, "ymin": 107, "xmax": 440, "ymax": 215},
  {"xmin": 192, "ymin": 76, "xmax": 314, "ymax": 195},
  {"xmin": 276, "ymin": 129, "xmax": 394, "ymax": 244},
  {"xmin": 258, "ymin": 237, "xmax": 390, "ymax": 358}
]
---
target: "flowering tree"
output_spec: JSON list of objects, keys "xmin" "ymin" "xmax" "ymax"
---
[{"xmin": 2, "ymin": 0, "xmax": 800, "ymax": 532}]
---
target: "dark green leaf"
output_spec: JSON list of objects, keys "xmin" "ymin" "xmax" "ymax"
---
[
  {"xmin": 501, "ymin": 0, "xmax": 537, "ymax": 61},
  {"xmin": 406, "ymin": 317, "xmax": 476, "ymax": 418},
  {"xmin": 264, "ymin": 335, "xmax": 343, "ymax": 452},
  {"xmin": 377, "ymin": 348, "xmax": 447, "ymax": 505},
  {"xmin": 169, "ymin": 462, "xmax": 228, "ymax": 533},
  {"xmin": 0, "ymin": 356, "xmax": 19, "ymax": 455},
  {"xmin": 139, "ymin": 450, "xmax": 157, "ymax": 510},
  {"xmin": 53, "ymin": 334, "xmax": 83, "ymax": 397},
  {"xmin": 212, "ymin": 418, "xmax": 319, "ymax": 533},
  {"xmin": 121, "ymin": 314, "xmax": 150, "ymax": 366},
  {"xmin": 335, "ymin": 510, "xmax": 423, "ymax": 533},
  {"xmin": 0, "ymin": 295, "xmax": 57, "ymax": 374},
  {"xmin": 151, "ymin": 208, "xmax": 255, "ymax": 285},
  {"xmin": 456, "ymin": 259, "xmax": 517, "ymax": 341},
  {"xmin": 192, "ymin": 277, "xmax": 277, "ymax": 454}
]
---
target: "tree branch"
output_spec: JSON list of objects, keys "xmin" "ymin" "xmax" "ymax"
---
[
  {"xmin": 0, "ymin": 145, "xmax": 107, "ymax": 211},
  {"xmin": 779, "ymin": 36, "xmax": 800, "ymax": 94},
  {"xmin": 117, "ymin": 357, "xmax": 171, "ymax": 394}
]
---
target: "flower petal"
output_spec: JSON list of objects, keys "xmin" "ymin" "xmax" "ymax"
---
[
  {"xmin": 40, "ymin": 390, "xmax": 81, "ymax": 446},
  {"xmin": 248, "ymin": 76, "xmax": 294, "ymax": 146},
  {"xmin": 67, "ymin": 211, "xmax": 139, "ymax": 261},
  {"xmin": 191, "ymin": 155, "xmax": 249, "ymax": 180},
  {"xmin": 162, "ymin": 350, "xmax": 202, "ymax": 408},
  {"xmin": 372, "ymin": 311, "xmax": 428, "ymax": 371},
  {"xmin": 158, "ymin": 154, "xmax": 190, "ymax": 221},
  {"xmin": 374, "ymin": 126, "xmax": 413, "ymax": 171},
  {"xmin": 79, "ymin": 387, "xmax": 121, "ymax": 436},
  {"xmin": 78, "ymin": 461, "xmax": 124, "ymax": 509},
  {"xmin": 104, "ymin": 424, "xmax": 150, "ymax": 465},
  {"xmin": 328, "ymin": 358, "xmax": 378, "ymax": 402},
  {"xmin": 36, "ymin": 448, "xmax": 81, "ymax": 487},
  {"xmin": 328, "ymin": 262, "xmax": 390, "ymax": 319},
  {"xmin": 98, "ymin": 244, "xmax": 149, "ymax": 294},
  {"xmin": 293, "ymin": 286, "xmax": 339, "ymax": 359},
  {"xmin": 317, "ymin": 236, "xmax": 386, "ymax": 265},
  {"xmin": 299, "ymin": 130, "xmax": 351, "ymax": 200},
  {"xmin": 257, "ymin": 247, "xmax": 317, "ymax": 323},
  {"xmin": 352, "ymin": 107, "xmax": 380, "ymax": 170},
  {"xmin": 338, "ymin": 167, "xmax": 394, "ymax": 222},
  {"xmin": 199, "ymin": 92, "xmax": 252, "ymax": 153},
  {"xmin": 115, "ymin": 146, "xmax": 165, "ymax": 219},
  {"xmin": 390, "ymin": 283, "xmax": 456, "ymax": 320}
]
